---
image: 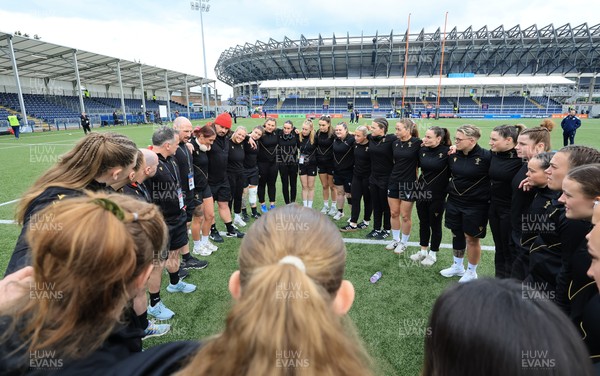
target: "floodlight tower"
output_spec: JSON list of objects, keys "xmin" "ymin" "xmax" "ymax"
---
[{"xmin": 190, "ymin": 0, "xmax": 211, "ymax": 119}]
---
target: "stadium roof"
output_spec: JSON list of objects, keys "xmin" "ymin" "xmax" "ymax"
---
[
  {"xmin": 0, "ymin": 31, "xmax": 213, "ymax": 91},
  {"xmin": 216, "ymin": 23, "xmax": 600, "ymax": 86},
  {"xmin": 258, "ymin": 76, "xmax": 575, "ymax": 89}
]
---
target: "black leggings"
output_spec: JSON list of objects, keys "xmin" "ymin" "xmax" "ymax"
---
[
  {"xmin": 278, "ymin": 163, "xmax": 298, "ymax": 204},
  {"xmin": 416, "ymin": 198, "xmax": 445, "ymax": 252},
  {"xmin": 228, "ymin": 172, "xmax": 245, "ymax": 213},
  {"xmin": 350, "ymin": 175, "xmax": 372, "ymax": 223},
  {"xmin": 489, "ymin": 202, "xmax": 512, "ymax": 278},
  {"xmin": 258, "ymin": 161, "xmax": 278, "ymax": 203},
  {"xmin": 369, "ymin": 182, "xmax": 390, "ymax": 231}
]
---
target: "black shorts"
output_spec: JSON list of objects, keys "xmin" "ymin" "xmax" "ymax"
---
[
  {"xmin": 299, "ymin": 163, "xmax": 318, "ymax": 176},
  {"xmin": 369, "ymin": 175, "xmax": 390, "ymax": 190},
  {"xmin": 166, "ymin": 213, "xmax": 188, "ymax": 251},
  {"xmin": 387, "ymin": 180, "xmax": 418, "ymax": 202},
  {"xmin": 244, "ymin": 167, "xmax": 259, "ymax": 186},
  {"xmin": 333, "ymin": 169, "xmax": 353, "ymax": 193},
  {"xmin": 194, "ymin": 184, "xmax": 212, "ymax": 202},
  {"xmin": 184, "ymin": 192, "xmax": 201, "ymax": 222},
  {"xmin": 444, "ymin": 199, "xmax": 489, "ymax": 238},
  {"xmin": 210, "ymin": 181, "xmax": 231, "ymax": 202},
  {"xmin": 317, "ymin": 160, "xmax": 334, "ymax": 175}
]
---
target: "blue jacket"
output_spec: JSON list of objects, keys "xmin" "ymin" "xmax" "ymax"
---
[{"xmin": 561, "ymin": 115, "xmax": 581, "ymax": 134}]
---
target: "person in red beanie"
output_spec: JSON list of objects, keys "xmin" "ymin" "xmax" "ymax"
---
[{"xmin": 206, "ymin": 112, "xmax": 245, "ymax": 242}]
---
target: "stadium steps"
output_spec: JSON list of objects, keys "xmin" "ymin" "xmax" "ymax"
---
[
  {"xmin": 471, "ymin": 97, "xmax": 481, "ymax": 106},
  {"xmin": 277, "ymin": 99, "xmax": 285, "ymax": 109},
  {"xmin": 527, "ymin": 97, "xmax": 545, "ymax": 109},
  {"xmin": 371, "ymin": 99, "xmax": 379, "ymax": 108},
  {"xmin": 0, "ymin": 105, "xmax": 51, "ymax": 131}
]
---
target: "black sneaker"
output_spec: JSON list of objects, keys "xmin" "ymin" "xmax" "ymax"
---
[
  {"xmin": 340, "ymin": 224, "xmax": 358, "ymax": 232},
  {"xmin": 366, "ymin": 229, "xmax": 379, "ymax": 238},
  {"xmin": 226, "ymin": 228, "xmax": 245, "ymax": 238},
  {"xmin": 357, "ymin": 221, "xmax": 369, "ymax": 230},
  {"xmin": 181, "ymin": 256, "xmax": 208, "ymax": 270},
  {"xmin": 251, "ymin": 212, "xmax": 261, "ymax": 219},
  {"xmin": 178, "ymin": 268, "xmax": 189, "ymax": 280},
  {"xmin": 241, "ymin": 212, "xmax": 250, "ymax": 222},
  {"xmin": 374, "ymin": 230, "xmax": 390, "ymax": 240},
  {"xmin": 210, "ymin": 230, "xmax": 224, "ymax": 243}
]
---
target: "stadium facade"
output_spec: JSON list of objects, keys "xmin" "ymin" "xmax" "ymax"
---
[{"xmin": 215, "ymin": 23, "xmax": 600, "ymax": 118}]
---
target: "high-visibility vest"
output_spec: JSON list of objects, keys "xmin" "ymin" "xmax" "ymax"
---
[{"xmin": 8, "ymin": 115, "xmax": 19, "ymax": 126}]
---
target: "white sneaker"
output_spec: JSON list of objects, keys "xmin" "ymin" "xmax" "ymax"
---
[
  {"xmin": 421, "ymin": 253, "xmax": 437, "ymax": 266},
  {"xmin": 410, "ymin": 250, "xmax": 427, "ymax": 261},
  {"xmin": 394, "ymin": 242, "xmax": 408, "ymax": 255},
  {"xmin": 321, "ymin": 206, "xmax": 329, "ymax": 214},
  {"xmin": 233, "ymin": 216, "xmax": 247, "ymax": 227},
  {"xmin": 204, "ymin": 241, "xmax": 218, "ymax": 252},
  {"xmin": 458, "ymin": 269, "xmax": 478, "ymax": 283},
  {"xmin": 192, "ymin": 244, "xmax": 212, "ymax": 256},
  {"xmin": 440, "ymin": 263, "xmax": 466, "ymax": 277},
  {"xmin": 333, "ymin": 211, "xmax": 344, "ymax": 221},
  {"xmin": 386, "ymin": 240, "xmax": 400, "ymax": 250},
  {"xmin": 328, "ymin": 207, "xmax": 338, "ymax": 216}
]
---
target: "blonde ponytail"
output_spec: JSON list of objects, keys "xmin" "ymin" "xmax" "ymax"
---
[{"xmin": 177, "ymin": 205, "xmax": 373, "ymax": 376}]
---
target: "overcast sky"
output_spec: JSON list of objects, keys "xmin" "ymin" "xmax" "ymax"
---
[{"xmin": 1, "ymin": 0, "xmax": 597, "ymax": 98}]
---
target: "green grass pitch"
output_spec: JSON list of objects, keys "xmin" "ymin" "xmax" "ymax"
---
[{"xmin": 1, "ymin": 117, "xmax": 599, "ymax": 375}]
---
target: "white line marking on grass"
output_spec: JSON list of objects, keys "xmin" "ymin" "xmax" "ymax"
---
[
  {"xmin": 0, "ymin": 199, "xmax": 19, "ymax": 207},
  {"xmin": 0, "ymin": 219, "xmax": 16, "ymax": 224},
  {"xmin": 342, "ymin": 238, "xmax": 495, "ymax": 251}
]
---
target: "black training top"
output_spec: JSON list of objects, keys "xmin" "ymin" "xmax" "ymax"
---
[
  {"xmin": 489, "ymin": 149, "xmax": 523, "ymax": 206},
  {"xmin": 277, "ymin": 131, "xmax": 299, "ymax": 165},
  {"xmin": 526, "ymin": 200, "xmax": 589, "ymax": 303},
  {"xmin": 367, "ymin": 134, "xmax": 397, "ymax": 181},
  {"xmin": 258, "ymin": 129, "xmax": 279, "ymax": 163},
  {"xmin": 333, "ymin": 134, "xmax": 356, "ymax": 172},
  {"xmin": 190, "ymin": 137, "xmax": 209, "ymax": 190},
  {"xmin": 207, "ymin": 135, "xmax": 229, "ymax": 185},
  {"xmin": 144, "ymin": 153, "xmax": 185, "ymax": 221},
  {"xmin": 243, "ymin": 136, "xmax": 259, "ymax": 169},
  {"xmin": 298, "ymin": 136, "xmax": 317, "ymax": 166},
  {"xmin": 418, "ymin": 144, "xmax": 450, "ymax": 200},
  {"xmin": 510, "ymin": 163, "xmax": 536, "ymax": 232},
  {"xmin": 174, "ymin": 142, "xmax": 194, "ymax": 193},
  {"xmin": 6, "ymin": 182, "xmax": 113, "ymax": 276},
  {"xmin": 353, "ymin": 141, "xmax": 371, "ymax": 178},
  {"xmin": 123, "ymin": 182, "xmax": 152, "ymax": 203},
  {"xmin": 227, "ymin": 138, "xmax": 245, "ymax": 174},
  {"xmin": 316, "ymin": 131, "xmax": 335, "ymax": 164},
  {"xmin": 447, "ymin": 144, "xmax": 492, "ymax": 205},
  {"xmin": 390, "ymin": 136, "xmax": 422, "ymax": 183}
]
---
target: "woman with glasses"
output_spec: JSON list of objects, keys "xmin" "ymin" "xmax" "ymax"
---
[{"xmin": 440, "ymin": 125, "xmax": 491, "ymax": 283}]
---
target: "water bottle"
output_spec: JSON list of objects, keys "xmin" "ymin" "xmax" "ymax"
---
[{"xmin": 370, "ymin": 271, "xmax": 382, "ymax": 283}]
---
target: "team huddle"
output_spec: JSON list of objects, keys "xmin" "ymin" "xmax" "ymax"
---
[{"xmin": 1, "ymin": 112, "xmax": 600, "ymax": 375}]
